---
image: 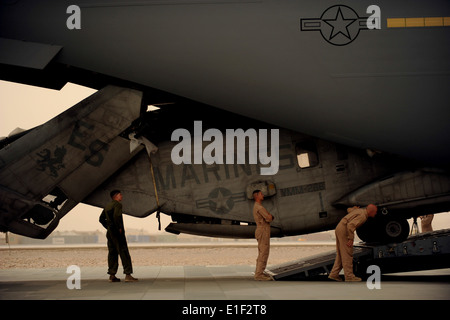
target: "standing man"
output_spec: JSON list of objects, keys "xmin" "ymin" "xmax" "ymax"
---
[
  {"xmin": 99, "ymin": 190, "xmax": 138, "ymax": 282},
  {"xmin": 420, "ymin": 214, "xmax": 434, "ymax": 233},
  {"xmin": 328, "ymin": 204, "xmax": 378, "ymax": 282},
  {"xmin": 252, "ymin": 190, "xmax": 274, "ymax": 281}
]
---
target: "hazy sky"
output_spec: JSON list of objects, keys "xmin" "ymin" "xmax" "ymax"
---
[{"xmin": 0, "ymin": 80, "xmax": 449, "ymax": 234}]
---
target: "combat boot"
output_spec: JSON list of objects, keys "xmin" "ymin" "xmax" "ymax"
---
[
  {"xmin": 328, "ymin": 274, "xmax": 343, "ymax": 282},
  {"xmin": 254, "ymin": 274, "xmax": 272, "ymax": 281},
  {"xmin": 109, "ymin": 275, "xmax": 120, "ymax": 282},
  {"xmin": 345, "ymin": 276, "xmax": 362, "ymax": 282},
  {"xmin": 125, "ymin": 274, "xmax": 139, "ymax": 282}
]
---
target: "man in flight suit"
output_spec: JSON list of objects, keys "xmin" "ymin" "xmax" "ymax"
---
[
  {"xmin": 328, "ymin": 204, "xmax": 378, "ymax": 282},
  {"xmin": 252, "ymin": 190, "xmax": 274, "ymax": 281},
  {"xmin": 100, "ymin": 190, "xmax": 138, "ymax": 282}
]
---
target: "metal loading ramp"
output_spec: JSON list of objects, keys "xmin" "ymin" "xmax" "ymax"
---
[
  {"xmin": 268, "ymin": 229, "xmax": 450, "ymax": 281},
  {"xmin": 267, "ymin": 248, "xmax": 372, "ymax": 281}
]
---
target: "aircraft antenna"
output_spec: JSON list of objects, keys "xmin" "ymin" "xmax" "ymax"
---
[{"xmin": 149, "ymin": 157, "xmax": 161, "ymax": 230}]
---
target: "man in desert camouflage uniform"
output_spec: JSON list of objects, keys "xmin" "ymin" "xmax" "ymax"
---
[
  {"xmin": 328, "ymin": 204, "xmax": 378, "ymax": 282},
  {"xmin": 420, "ymin": 214, "xmax": 434, "ymax": 232},
  {"xmin": 252, "ymin": 190, "xmax": 274, "ymax": 281}
]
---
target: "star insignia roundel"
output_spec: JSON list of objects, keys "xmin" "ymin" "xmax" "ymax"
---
[{"xmin": 300, "ymin": 5, "xmax": 370, "ymax": 46}]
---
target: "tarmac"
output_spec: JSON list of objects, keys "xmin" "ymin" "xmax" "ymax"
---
[{"xmin": 0, "ymin": 264, "xmax": 449, "ymax": 301}]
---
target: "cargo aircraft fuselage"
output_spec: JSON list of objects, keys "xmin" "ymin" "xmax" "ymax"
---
[{"xmin": 0, "ymin": 1, "xmax": 449, "ymax": 243}]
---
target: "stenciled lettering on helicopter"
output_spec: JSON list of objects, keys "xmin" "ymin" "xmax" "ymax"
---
[
  {"xmin": 279, "ymin": 182, "xmax": 326, "ymax": 197},
  {"xmin": 67, "ymin": 120, "xmax": 110, "ymax": 167},
  {"xmin": 153, "ymin": 144, "xmax": 295, "ymax": 191}
]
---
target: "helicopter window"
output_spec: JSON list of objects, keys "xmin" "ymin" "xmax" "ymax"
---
[{"xmin": 296, "ymin": 142, "xmax": 319, "ymax": 168}]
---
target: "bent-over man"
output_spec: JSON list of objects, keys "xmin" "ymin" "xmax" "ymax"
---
[{"xmin": 328, "ymin": 204, "xmax": 377, "ymax": 282}]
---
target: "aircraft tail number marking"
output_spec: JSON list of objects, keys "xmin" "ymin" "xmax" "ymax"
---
[{"xmin": 67, "ymin": 120, "xmax": 110, "ymax": 167}]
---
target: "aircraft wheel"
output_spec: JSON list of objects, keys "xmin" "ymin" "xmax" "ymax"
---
[
  {"xmin": 357, "ymin": 216, "xmax": 409, "ymax": 244},
  {"xmin": 380, "ymin": 217, "xmax": 409, "ymax": 243}
]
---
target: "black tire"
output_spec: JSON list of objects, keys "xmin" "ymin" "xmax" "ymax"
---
[
  {"xmin": 357, "ymin": 216, "xmax": 409, "ymax": 244},
  {"xmin": 356, "ymin": 218, "xmax": 379, "ymax": 243},
  {"xmin": 380, "ymin": 217, "xmax": 409, "ymax": 243}
]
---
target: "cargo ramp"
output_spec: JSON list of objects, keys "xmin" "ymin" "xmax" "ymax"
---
[{"xmin": 268, "ymin": 228, "xmax": 450, "ymax": 281}]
